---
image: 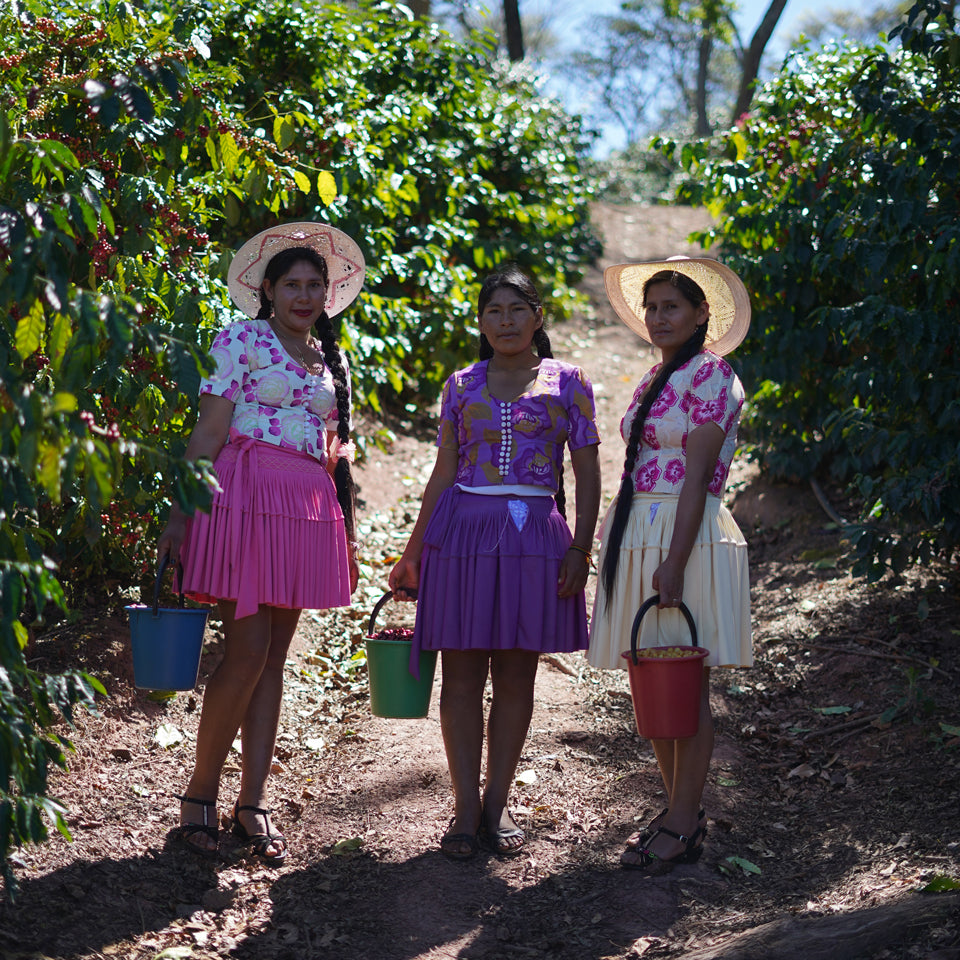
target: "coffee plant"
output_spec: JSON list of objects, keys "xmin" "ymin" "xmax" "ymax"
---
[
  {"xmin": 0, "ymin": 0, "xmax": 595, "ymax": 889},
  {"xmin": 660, "ymin": 0, "xmax": 959, "ymax": 579}
]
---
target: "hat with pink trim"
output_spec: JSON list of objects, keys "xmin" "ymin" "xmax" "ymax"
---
[{"xmin": 227, "ymin": 221, "xmax": 365, "ymax": 319}]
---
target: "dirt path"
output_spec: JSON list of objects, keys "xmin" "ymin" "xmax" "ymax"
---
[{"xmin": 2, "ymin": 205, "xmax": 958, "ymax": 960}]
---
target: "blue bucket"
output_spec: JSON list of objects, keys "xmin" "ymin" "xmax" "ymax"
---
[{"xmin": 125, "ymin": 557, "xmax": 209, "ymax": 691}]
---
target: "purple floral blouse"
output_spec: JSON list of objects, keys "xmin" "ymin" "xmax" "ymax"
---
[
  {"xmin": 199, "ymin": 318, "xmax": 347, "ymax": 464},
  {"xmin": 622, "ymin": 351, "xmax": 744, "ymax": 497},
  {"xmin": 437, "ymin": 358, "xmax": 600, "ymax": 491}
]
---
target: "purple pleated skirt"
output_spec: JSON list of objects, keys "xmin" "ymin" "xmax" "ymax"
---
[
  {"xmin": 409, "ymin": 487, "xmax": 589, "ymax": 673},
  {"xmin": 180, "ymin": 435, "xmax": 351, "ymax": 619}
]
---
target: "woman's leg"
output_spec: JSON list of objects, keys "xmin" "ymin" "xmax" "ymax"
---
[
  {"xmin": 623, "ymin": 668, "xmax": 713, "ymax": 865},
  {"xmin": 482, "ymin": 649, "xmax": 540, "ymax": 851},
  {"xmin": 233, "ymin": 605, "xmax": 302, "ymax": 857},
  {"xmin": 439, "ymin": 649, "xmax": 490, "ymax": 854},
  {"xmin": 179, "ymin": 601, "xmax": 275, "ymax": 849},
  {"xmin": 650, "ymin": 739, "xmax": 678, "ymax": 801}
]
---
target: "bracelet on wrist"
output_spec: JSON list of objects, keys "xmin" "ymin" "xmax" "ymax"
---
[{"xmin": 567, "ymin": 543, "xmax": 593, "ymax": 566}]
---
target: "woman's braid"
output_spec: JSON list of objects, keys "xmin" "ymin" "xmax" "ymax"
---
[
  {"xmin": 600, "ymin": 321, "xmax": 708, "ymax": 603},
  {"xmin": 316, "ymin": 312, "xmax": 356, "ymax": 539}
]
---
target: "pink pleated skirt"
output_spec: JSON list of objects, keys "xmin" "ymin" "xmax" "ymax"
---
[
  {"xmin": 409, "ymin": 488, "xmax": 589, "ymax": 673},
  {"xmin": 180, "ymin": 437, "xmax": 351, "ymax": 619}
]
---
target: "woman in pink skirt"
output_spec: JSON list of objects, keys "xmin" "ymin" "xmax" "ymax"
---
[
  {"xmin": 157, "ymin": 222, "xmax": 365, "ymax": 862},
  {"xmin": 389, "ymin": 266, "xmax": 601, "ymax": 860}
]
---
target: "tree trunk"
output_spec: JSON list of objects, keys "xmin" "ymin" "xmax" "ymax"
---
[
  {"xmin": 680, "ymin": 893, "xmax": 960, "ymax": 960},
  {"xmin": 731, "ymin": 0, "xmax": 788, "ymax": 124},
  {"xmin": 696, "ymin": 32, "xmax": 713, "ymax": 137},
  {"xmin": 407, "ymin": 0, "xmax": 431, "ymax": 17},
  {"xmin": 503, "ymin": 0, "xmax": 525, "ymax": 61}
]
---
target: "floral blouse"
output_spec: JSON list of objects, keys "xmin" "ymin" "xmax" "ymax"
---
[
  {"xmin": 199, "ymin": 318, "xmax": 347, "ymax": 464},
  {"xmin": 437, "ymin": 358, "xmax": 600, "ymax": 491},
  {"xmin": 622, "ymin": 351, "xmax": 744, "ymax": 497}
]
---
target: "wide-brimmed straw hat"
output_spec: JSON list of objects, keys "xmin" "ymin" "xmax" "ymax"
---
[
  {"xmin": 603, "ymin": 256, "xmax": 751, "ymax": 356},
  {"xmin": 227, "ymin": 222, "xmax": 365, "ymax": 319}
]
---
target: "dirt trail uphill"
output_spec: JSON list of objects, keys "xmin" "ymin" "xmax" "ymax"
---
[{"xmin": 2, "ymin": 204, "xmax": 958, "ymax": 960}]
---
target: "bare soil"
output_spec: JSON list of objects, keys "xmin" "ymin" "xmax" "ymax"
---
[{"xmin": 2, "ymin": 203, "xmax": 959, "ymax": 960}]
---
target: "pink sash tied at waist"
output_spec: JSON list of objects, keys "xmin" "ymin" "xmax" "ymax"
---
[{"xmin": 227, "ymin": 429, "xmax": 262, "ymax": 620}]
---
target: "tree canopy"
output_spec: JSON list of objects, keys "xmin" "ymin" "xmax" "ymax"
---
[
  {"xmin": 571, "ymin": 0, "xmax": 788, "ymax": 146},
  {"xmin": 665, "ymin": 0, "xmax": 960, "ymax": 578},
  {"xmin": 0, "ymin": 0, "xmax": 596, "ymax": 890}
]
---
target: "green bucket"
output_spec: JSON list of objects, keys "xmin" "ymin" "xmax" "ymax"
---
[{"xmin": 365, "ymin": 590, "xmax": 437, "ymax": 719}]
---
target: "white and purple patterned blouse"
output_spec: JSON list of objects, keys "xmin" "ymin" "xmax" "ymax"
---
[
  {"xmin": 621, "ymin": 351, "xmax": 744, "ymax": 497},
  {"xmin": 437, "ymin": 358, "xmax": 600, "ymax": 492},
  {"xmin": 199, "ymin": 318, "xmax": 347, "ymax": 464}
]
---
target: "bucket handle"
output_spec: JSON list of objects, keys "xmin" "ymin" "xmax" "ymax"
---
[
  {"xmin": 153, "ymin": 554, "xmax": 187, "ymax": 618},
  {"xmin": 367, "ymin": 588, "xmax": 418, "ymax": 638},
  {"xmin": 628, "ymin": 594, "xmax": 698, "ymax": 665}
]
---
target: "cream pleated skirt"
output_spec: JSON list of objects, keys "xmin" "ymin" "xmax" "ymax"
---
[{"xmin": 588, "ymin": 493, "xmax": 752, "ymax": 669}]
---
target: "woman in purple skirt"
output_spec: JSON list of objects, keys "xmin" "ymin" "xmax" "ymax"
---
[{"xmin": 389, "ymin": 266, "xmax": 601, "ymax": 860}]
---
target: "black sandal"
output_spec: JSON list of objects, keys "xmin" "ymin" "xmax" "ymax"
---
[
  {"xmin": 624, "ymin": 807, "xmax": 707, "ymax": 850},
  {"xmin": 440, "ymin": 818, "xmax": 480, "ymax": 861},
  {"xmin": 479, "ymin": 807, "xmax": 526, "ymax": 857},
  {"xmin": 621, "ymin": 825, "xmax": 706, "ymax": 872},
  {"xmin": 173, "ymin": 794, "xmax": 219, "ymax": 859},
  {"xmin": 230, "ymin": 802, "xmax": 287, "ymax": 865}
]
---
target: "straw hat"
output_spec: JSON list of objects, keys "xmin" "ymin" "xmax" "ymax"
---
[
  {"xmin": 603, "ymin": 256, "xmax": 751, "ymax": 356},
  {"xmin": 227, "ymin": 222, "xmax": 365, "ymax": 319}
]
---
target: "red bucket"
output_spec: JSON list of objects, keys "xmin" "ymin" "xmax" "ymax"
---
[{"xmin": 621, "ymin": 596, "xmax": 708, "ymax": 739}]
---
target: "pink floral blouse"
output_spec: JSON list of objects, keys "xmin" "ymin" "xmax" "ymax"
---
[
  {"xmin": 622, "ymin": 351, "xmax": 744, "ymax": 497},
  {"xmin": 199, "ymin": 318, "xmax": 347, "ymax": 464},
  {"xmin": 438, "ymin": 358, "xmax": 600, "ymax": 491}
]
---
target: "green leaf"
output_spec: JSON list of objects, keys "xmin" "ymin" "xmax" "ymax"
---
[
  {"xmin": 126, "ymin": 84, "xmax": 155, "ymax": 122},
  {"xmin": 205, "ymin": 134, "xmax": 219, "ymax": 170},
  {"xmin": 724, "ymin": 856, "xmax": 761, "ymax": 875},
  {"xmin": 45, "ymin": 313, "xmax": 72, "ymax": 377},
  {"xmin": 316, "ymin": 170, "xmax": 337, "ymax": 205},
  {"xmin": 15, "ymin": 299, "xmax": 44, "ymax": 359},
  {"xmin": 812, "ymin": 705, "xmax": 852, "ymax": 715},
  {"xmin": 279, "ymin": 118, "xmax": 296, "ymax": 151},
  {"xmin": 331, "ymin": 836, "xmax": 363, "ymax": 855},
  {"xmin": 225, "ymin": 192, "xmax": 241, "ymax": 225},
  {"xmin": 922, "ymin": 875, "xmax": 960, "ymax": 892},
  {"xmin": 220, "ymin": 132, "xmax": 239, "ymax": 176},
  {"xmin": 37, "ymin": 441, "xmax": 62, "ymax": 502},
  {"xmin": 293, "ymin": 169, "xmax": 312, "ymax": 193},
  {"xmin": 38, "ymin": 139, "xmax": 80, "ymax": 171},
  {"xmin": 50, "ymin": 392, "xmax": 77, "ymax": 414}
]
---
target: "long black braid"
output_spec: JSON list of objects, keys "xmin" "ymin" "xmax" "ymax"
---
[
  {"xmin": 476, "ymin": 266, "xmax": 567, "ymax": 519},
  {"xmin": 254, "ymin": 246, "xmax": 356, "ymax": 539},
  {"xmin": 600, "ymin": 270, "xmax": 709, "ymax": 604},
  {"xmin": 315, "ymin": 312, "xmax": 357, "ymax": 539}
]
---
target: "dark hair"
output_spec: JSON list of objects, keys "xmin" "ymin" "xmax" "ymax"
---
[
  {"xmin": 255, "ymin": 246, "xmax": 357, "ymax": 539},
  {"xmin": 600, "ymin": 270, "xmax": 709, "ymax": 602},
  {"xmin": 476, "ymin": 266, "xmax": 566, "ymax": 518}
]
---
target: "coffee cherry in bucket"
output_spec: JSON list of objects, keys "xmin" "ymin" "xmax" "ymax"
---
[{"xmin": 640, "ymin": 646, "xmax": 700, "ymax": 659}]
